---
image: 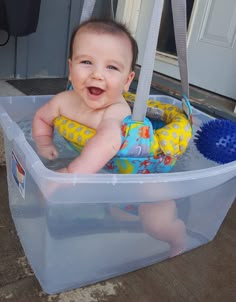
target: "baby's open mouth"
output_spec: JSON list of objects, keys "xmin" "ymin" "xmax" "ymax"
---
[{"xmin": 88, "ymin": 87, "xmax": 104, "ymax": 96}]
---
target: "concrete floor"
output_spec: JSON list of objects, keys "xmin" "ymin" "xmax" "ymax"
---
[{"xmin": 0, "ymin": 79, "xmax": 235, "ymax": 301}]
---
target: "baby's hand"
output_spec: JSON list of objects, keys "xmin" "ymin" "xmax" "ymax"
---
[
  {"xmin": 37, "ymin": 144, "xmax": 58, "ymax": 160},
  {"xmin": 41, "ymin": 169, "xmax": 70, "ymax": 198}
]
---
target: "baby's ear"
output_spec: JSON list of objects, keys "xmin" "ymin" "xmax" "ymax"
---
[{"xmin": 124, "ymin": 71, "xmax": 135, "ymax": 92}]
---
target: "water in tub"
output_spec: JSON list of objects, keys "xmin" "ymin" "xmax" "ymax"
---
[
  {"xmin": 13, "ymin": 115, "xmax": 215, "ymax": 273},
  {"xmin": 18, "ymin": 110, "xmax": 217, "ymax": 173}
]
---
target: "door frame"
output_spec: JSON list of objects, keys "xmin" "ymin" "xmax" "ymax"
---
[
  {"xmin": 116, "ymin": 0, "xmax": 198, "ymax": 79},
  {"xmin": 116, "ymin": 0, "xmax": 142, "ymax": 37}
]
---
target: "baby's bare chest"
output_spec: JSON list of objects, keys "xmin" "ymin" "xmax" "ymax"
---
[{"xmin": 61, "ymin": 106, "xmax": 104, "ymax": 129}]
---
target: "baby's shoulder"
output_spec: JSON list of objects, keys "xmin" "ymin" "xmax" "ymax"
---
[
  {"xmin": 53, "ymin": 90, "xmax": 73, "ymax": 100},
  {"xmin": 104, "ymin": 99, "xmax": 131, "ymax": 119},
  {"xmin": 112, "ymin": 98, "xmax": 131, "ymax": 112},
  {"xmin": 50, "ymin": 90, "xmax": 76, "ymax": 106}
]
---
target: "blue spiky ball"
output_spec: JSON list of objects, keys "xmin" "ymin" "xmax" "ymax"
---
[{"xmin": 194, "ymin": 119, "xmax": 236, "ymax": 164}]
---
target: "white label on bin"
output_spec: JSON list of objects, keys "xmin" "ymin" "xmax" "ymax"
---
[{"xmin": 11, "ymin": 151, "xmax": 26, "ymax": 199}]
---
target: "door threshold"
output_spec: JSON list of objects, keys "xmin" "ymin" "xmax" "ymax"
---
[{"xmin": 134, "ymin": 67, "xmax": 236, "ymax": 121}]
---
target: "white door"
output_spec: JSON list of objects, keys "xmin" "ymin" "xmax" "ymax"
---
[
  {"xmin": 119, "ymin": 0, "xmax": 236, "ymax": 99},
  {"xmin": 187, "ymin": 0, "xmax": 236, "ymax": 99}
]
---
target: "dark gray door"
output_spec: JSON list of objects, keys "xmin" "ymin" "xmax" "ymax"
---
[{"xmin": 0, "ymin": 0, "xmax": 116, "ymax": 79}]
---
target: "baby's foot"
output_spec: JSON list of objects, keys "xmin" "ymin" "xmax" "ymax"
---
[
  {"xmin": 168, "ymin": 230, "xmax": 187, "ymax": 258},
  {"xmin": 168, "ymin": 219, "xmax": 187, "ymax": 257},
  {"xmin": 169, "ymin": 243, "xmax": 186, "ymax": 258}
]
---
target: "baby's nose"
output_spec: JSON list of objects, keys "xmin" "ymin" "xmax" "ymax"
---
[{"xmin": 91, "ymin": 69, "xmax": 104, "ymax": 80}]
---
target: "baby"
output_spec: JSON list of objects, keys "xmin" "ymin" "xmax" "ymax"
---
[{"xmin": 32, "ymin": 18, "xmax": 186, "ymax": 257}]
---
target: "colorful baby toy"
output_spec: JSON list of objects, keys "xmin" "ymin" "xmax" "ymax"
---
[{"xmin": 54, "ymin": 92, "xmax": 192, "ymax": 174}]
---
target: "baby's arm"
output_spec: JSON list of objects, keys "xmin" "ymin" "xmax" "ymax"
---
[
  {"xmin": 59, "ymin": 103, "xmax": 130, "ymax": 174},
  {"xmin": 32, "ymin": 95, "xmax": 62, "ymax": 160}
]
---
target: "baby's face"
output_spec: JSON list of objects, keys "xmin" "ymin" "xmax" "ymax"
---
[{"xmin": 68, "ymin": 29, "xmax": 135, "ymax": 110}]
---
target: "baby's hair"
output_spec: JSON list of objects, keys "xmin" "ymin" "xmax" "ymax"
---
[{"xmin": 69, "ymin": 18, "xmax": 138, "ymax": 71}]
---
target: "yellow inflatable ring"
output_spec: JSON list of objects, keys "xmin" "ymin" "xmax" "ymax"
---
[
  {"xmin": 123, "ymin": 92, "xmax": 192, "ymax": 156},
  {"xmin": 54, "ymin": 92, "xmax": 192, "ymax": 173}
]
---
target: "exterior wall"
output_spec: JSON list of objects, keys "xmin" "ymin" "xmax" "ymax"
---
[{"xmin": 0, "ymin": 0, "xmax": 116, "ymax": 79}]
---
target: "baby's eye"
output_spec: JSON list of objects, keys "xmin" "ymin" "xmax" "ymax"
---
[
  {"xmin": 107, "ymin": 65, "xmax": 118, "ymax": 70},
  {"xmin": 81, "ymin": 60, "xmax": 91, "ymax": 65}
]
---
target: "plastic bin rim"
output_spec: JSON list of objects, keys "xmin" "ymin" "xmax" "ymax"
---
[
  {"xmin": 0, "ymin": 94, "xmax": 215, "ymax": 117},
  {"xmin": 32, "ymin": 159, "xmax": 236, "ymax": 183},
  {"xmin": 1, "ymin": 94, "xmax": 236, "ymax": 184}
]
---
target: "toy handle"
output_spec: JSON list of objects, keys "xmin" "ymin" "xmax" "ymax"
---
[
  {"xmin": 171, "ymin": 0, "xmax": 189, "ymax": 99},
  {"xmin": 80, "ymin": 0, "xmax": 96, "ymax": 23},
  {"xmin": 132, "ymin": 0, "xmax": 164, "ymax": 122},
  {"xmin": 132, "ymin": 0, "xmax": 190, "ymax": 122}
]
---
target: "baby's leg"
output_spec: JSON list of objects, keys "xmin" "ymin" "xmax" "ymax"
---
[
  {"xmin": 139, "ymin": 200, "xmax": 187, "ymax": 257},
  {"xmin": 110, "ymin": 205, "xmax": 140, "ymax": 221}
]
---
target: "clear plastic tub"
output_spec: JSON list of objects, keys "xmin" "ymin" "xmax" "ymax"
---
[{"xmin": 0, "ymin": 95, "xmax": 235, "ymax": 294}]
